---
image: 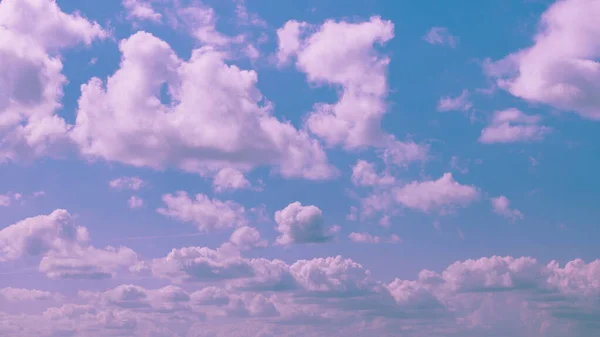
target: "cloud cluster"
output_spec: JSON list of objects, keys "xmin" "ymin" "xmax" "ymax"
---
[
  {"xmin": 0, "ymin": 0, "xmax": 105, "ymax": 162},
  {"xmin": 1, "ymin": 237, "xmax": 599, "ymax": 337},
  {"xmin": 0, "ymin": 210, "xmax": 143, "ymax": 279},
  {"xmin": 71, "ymin": 30, "xmax": 335, "ymax": 180}
]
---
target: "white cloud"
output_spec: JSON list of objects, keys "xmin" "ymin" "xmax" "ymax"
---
[
  {"xmin": 491, "ymin": 195, "xmax": 523, "ymax": 221},
  {"xmin": 109, "ymin": 176, "xmax": 145, "ymax": 191},
  {"xmin": 213, "ymin": 168, "xmax": 251, "ymax": 193},
  {"xmin": 0, "ymin": 0, "xmax": 106, "ymax": 162},
  {"xmin": 157, "ymin": 191, "xmax": 248, "ymax": 231},
  {"xmin": 277, "ymin": 17, "xmax": 428, "ymax": 166},
  {"xmin": 486, "ymin": 0, "xmax": 600, "ymax": 120},
  {"xmin": 1, "ymin": 248, "xmax": 600, "ymax": 336},
  {"xmin": 0, "ymin": 210, "xmax": 143, "ymax": 279},
  {"xmin": 274, "ymin": 202, "xmax": 334, "ymax": 245},
  {"xmin": 479, "ymin": 108, "xmax": 551, "ymax": 144},
  {"xmin": 393, "ymin": 173, "xmax": 480, "ymax": 213},
  {"xmin": 0, "ymin": 209, "xmax": 89, "ymax": 262},
  {"xmin": 349, "ymin": 232, "xmax": 381, "ymax": 244},
  {"xmin": 423, "ymin": 26, "xmax": 458, "ymax": 47},
  {"xmin": 228, "ymin": 226, "xmax": 267, "ymax": 250},
  {"xmin": 70, "ymin": 31, "xmax": 335, "ymax": 180},
  {"xmin": 176, "ymin": 5, "xmax": 237, "ymax": 46},
  {"xmin": 351, "ymin": 160, "xmax": 395, "ymax": 187},
  {"xmin": 0, "ymin": 287, "xmax": 60, "ymax": 301},
  {"xmin": 123, "ymin": 0, "xmax": 162, "ymax": 23},
  {"xmin": 437, "ymin": 90, "xmax": 472, "ymax": 112}
]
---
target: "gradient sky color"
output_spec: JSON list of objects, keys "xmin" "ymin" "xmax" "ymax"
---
[{"xmin": 1, "ymin": 0, "xmax": 599, "ymax": 336}]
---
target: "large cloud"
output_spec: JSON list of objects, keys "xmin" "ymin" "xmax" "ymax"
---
[
  {"xmin": 2, "ymin": 254, "xmax": 600, "ymax": 336},
  {"xmin": 70, "ymin": 31, "xmax": 336, "ymax": 180},
  {"xmin": 277, "ymin": 17, "xmax": 428, "ymax": 166},
  {"xmin": 486, "ymin": 0, "xmax": 600, "ymax": 120},
  {"xmin": 0, "ymin": 210, "xmax": 143, "ymax": 279},
  {"xmin": 0, "ymin": 0, "xmax": 106, "ymax": 162}
]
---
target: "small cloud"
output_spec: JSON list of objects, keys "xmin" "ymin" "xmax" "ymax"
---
[
  {"xmin": 109, "ymin": 177, "xmax": 145, "ymax": 191},
  {"xmin": 479, "ymin": 108, "xmax": 551, "ymax": 144},
  {"xmin": 437, "ymin": 90, "xmax": 472, "ymax": 112},
  {"xmin": 274, "ymin": 202, "xmax": 334, "ymax": 245},
  {"xmin": 128, "ymin": 196, "xmax": 144, "ymax": 209},
  {"xmin": 491, "ymin": 196, "xmax": 523, "ymax": 221},
  {"xmin": 122, "ymin": 0, "xmax": 162, "ymax": 23},
  {"xmin": 348, "ymin": 232, "xmax": 402, "ymax": 244},
  {"xmin": 450, "ymin": 156, "xmax": 469, "ymax": 174},
  {"xmin": 423, "ymin": 27, "xmax": 458, "ymax": 47}
]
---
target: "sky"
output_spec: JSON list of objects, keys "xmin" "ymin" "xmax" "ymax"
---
[{"xmin": 0, "ymin": 0, "xmax": 600, "ymax": 336}]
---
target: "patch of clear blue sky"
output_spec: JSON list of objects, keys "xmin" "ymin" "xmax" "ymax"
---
[{"xmin": 1, "ymin": 0, "xmax": 599, "ymax": 286}]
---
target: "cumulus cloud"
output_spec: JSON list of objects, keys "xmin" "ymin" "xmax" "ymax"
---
[
  {"xmin": 491, "ymin": 195, "xmax": 523, "ymax": 221},
  {"xmin": 1, "ymin": 247, "xmax": 600, "ymax": 336},
  {"xmin": 213, "ymin": 168, "xmax": 251, "ymax": 193},
  {"xmin": 423, "ymin": 26, "xmax": 458, "ymax": 47},
  {"xmin": 0, "ymin": 0, "xmax": 106, "ymax": 162},
  {"xmin": 228, "ymin": 226, "xmax": 268, "ymax": 250},
  {"xmin": 351, "ymin": 160, "xmax": 395, "ymax": 187},
  {"xmin": 123, "ymin": 0, "xmax": 162, "ymax": 23},
  {"xmin": 70, "ymin": 31, "xmax": 335, "ymax": 180},
  {"xmin": 394, "ymin": 173, "xmax": 480, "ymax": 213},
  {"xmin": 437, "ymin": 90, "xmax": 472, "ymax": 112},
  {"xmin": 479, "ymin": 108, "xmax": 551, "ymax": 144},
  {"xmin": 0, "ymin": 210, "xmax": 142, "ymax": 279},
  {"xmin": 486, "ymin": 0, "xmax": 600, "ymax": 120},
  {"xmin": 276, "ymin": 17, "xmax": 428, "ymax": 166},
  {"xmin": 274, "ymin": 202, "xmax": 334, "ymax": 245},
  {"xmin": 157, "ymin": 191, "xmax": 248, "ymax": 231}
]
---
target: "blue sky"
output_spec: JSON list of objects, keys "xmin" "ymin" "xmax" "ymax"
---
[{"xmin": 1, "ymin": 0, "xmax": 600, "ymax": 336}]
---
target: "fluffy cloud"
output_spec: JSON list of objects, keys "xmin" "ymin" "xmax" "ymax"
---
[
  {"xmin": 423, "ymin": 26, "xmax": 458, "ymax": 47},
  {"xmin": 0, "ymin": 209, "xmax": 89, "ymax": 262},
  {"xmin": 212, "ymin": 168, "xmax": 251, "ymax": 193},
  {"xmin": 486, "ymin": 0, "xmax": 600, "ymax": 120},
  {"xmin": 228, "ymin": 226, "xmax": 268, "ymax": 250},
  {"xmin": 479, "ymin": 108, "xmax": 551, "ymax": 144},
  {"xmin": 393, "ymin": 173, "xmax": 480, "ymax": 213},
  {"xmin": 157, "ymin": 191, "xmax": 248, "ymax": 231},
  {"xmin": 0, "ymin": 0, "xmax": 105, "ymax": 162},
  {"xmin": 351, "ymin": 160, "xmax": 395, "ymax": 187},
  {"xmin": 0, "ymin": 210, "xmax": 142, "ymax": 279},
  {"xmin": 491, "ymin": 195, "xmax": 523, "ymax": 221},
  {"xmin": 2, "ymin": 250, "xmax": 600, "ymax": 336},
  {"xmin": 274, "ymin": 202, "xmax": 334, "ymax": 245},
  {"xmin": 123, "ymin": 0, "xmax": 162, "ymax": 23},
  {"xmin": 150, "ymin": 246, "xmax": 256, "ymax": 283},
  {"xmin": 437, "ymin": 89, "xmax": 472, "ymax": 112},
  {"xmin": 70, "ymin": 31, "xmax": 335, "ymax": 180},
  {"xmin": 277, "ymin": 17, "xmax": 428, "ymax": 165}
]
